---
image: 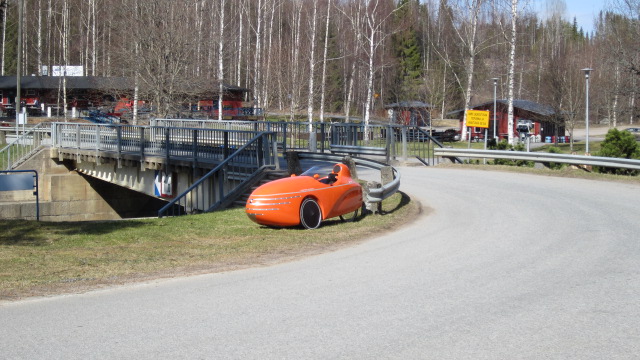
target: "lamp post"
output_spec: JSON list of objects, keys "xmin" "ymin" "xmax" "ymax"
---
[
  {"xmin": 492, "ymin": 78, "xmax": 498, "ymax": 141},
  {"xmin": 581, "ymin": 68, "xmax": 593, "ymax": 154}
]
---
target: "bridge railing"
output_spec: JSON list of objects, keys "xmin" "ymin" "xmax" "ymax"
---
[
  {"xmin": 158, "ymin": 131, "xmax": 278, "ymax": 217},
  {"xmin": 51, "ymin": 122, "xmax": 269, "ymax": 165},
  {"xmin": 151, "ymin": 119, "xmax": 447, "ymax": 165},
  {"xmin": 1, "ymin": 123, "xmax": 51, "ymax": 170}
]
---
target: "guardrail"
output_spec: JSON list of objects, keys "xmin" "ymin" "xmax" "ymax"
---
[
  {"xmin": 296, "ymin": 152, "xmax": 401, "ymax": 206},
  {"xmin": 434, "ymin": 148, "xmax": 640, "ymax": 170}
]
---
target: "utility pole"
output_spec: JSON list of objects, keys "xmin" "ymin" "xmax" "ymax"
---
[{"xmin": 15, "ymin": 0, "xmax": 24, "ymax": 134}]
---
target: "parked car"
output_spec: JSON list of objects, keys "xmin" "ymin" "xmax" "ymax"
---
[
  {"xmin": 624, "ymin": 127, "xmax": 640, "ymax": 140},
  {"xmin": 246, "ymin": 163, "xmax": 363, "ymax": 229},
  {"xmin": 433, "ymin": 129, "xmax": 461, "ymax": 142},
  {"xmin": 405, "ymin": 128, "xmax": 460, "ymax": 142}
]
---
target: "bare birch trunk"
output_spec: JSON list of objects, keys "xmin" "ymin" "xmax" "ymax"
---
[
  {"xmin": 307, "ymin": 0, "xmax": 318, "ymax": 127},
  {"xmin": 37, "ymin": 0, "xmax": 42, "ymax": 75},
  {"xmin": 507, "ymin": 0, "xmax": 518, "ymax": 145},
  {"xmin": 253, "ymin": 0, "xmax": 263, "ymax": 108},
  {"xmin": 218, "ymin": 0, "xmax": 226, "ymax": 122},
  {"xmin": 460, "ymin": 0, "xmax": 482, "ymax": 142},
  {"xmin": 1, "ymin": 1, "xmax": 7, "ymax": 75},
  {"xmin": 62, "ymin": 0, "xmax": 69, "ymax": 121},
  {"xmin": 319, "ymin": 0, "xmax": 331, "ymax": 123},
  {"xmin": 289, "ymin": 3, "xmax": 303, "ymax": 121}
]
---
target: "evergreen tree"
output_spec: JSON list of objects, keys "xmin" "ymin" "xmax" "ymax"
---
[{"xmin": 391, "ymin": 0, "xmax": 423, "ymax": 100}]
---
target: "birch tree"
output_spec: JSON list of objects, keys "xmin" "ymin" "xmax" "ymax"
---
[
  {"xmin": 218, "ymin": 0, "xmax": 226, "ymax": 121},
  {"xmin": 506, "ymin": 0, "xmax": 518, "ymax": 144},
  {"xmin": 306, "ymin": 0, "xmax": 319, "ymax": 130},
  {"xmin": 319, "ymin": 0, "xmax": 332, "ymax": 123}
]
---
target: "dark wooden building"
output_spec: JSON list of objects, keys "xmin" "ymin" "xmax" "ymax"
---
[{"xmin": 384, "ymin": 101, "xmax": 432, "ymax": 127}]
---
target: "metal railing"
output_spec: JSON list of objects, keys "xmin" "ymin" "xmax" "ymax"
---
[
  {"xmin": 1, "ymin": 124, "xmax": 51, "ymax": 170},
  {"xmin": 434, "ymin": 148, "xmax": 640, "ymax": 170},
  {"xmin": 51, "ymin": 122, "xmax": 268, "ymax": 165},
  {"xmin": 158, "ymin": 131, "xmax": 278, "ymax": 217},
  {"xmin": 151, "ymin": 119, "xmax": 448, "ymax": 165}
]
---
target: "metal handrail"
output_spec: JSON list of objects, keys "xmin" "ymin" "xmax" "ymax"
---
[
  {"xmin": 0, "ymin": 123, "xmax": 50, "ymax": 170},
  {"xmin": 434, "ymin": 148, "xmax": 640, "ymax": 170},
  {"xmin": 158, "ymin": 131, "xmax": 277, "ymax": 217}
]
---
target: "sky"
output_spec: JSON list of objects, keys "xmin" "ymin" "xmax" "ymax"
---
[{"xmin": 533, "ymin": 0, "xmax": 606, "ymax": 35}]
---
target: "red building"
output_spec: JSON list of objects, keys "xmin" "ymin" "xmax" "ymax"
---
[
  {"xmin": 0, "ymin": 76, "xmax": 131, "ymax": 116},
  {"xmin": 450, "ymin": 100, "xmax": 566, "ymax": 142}
]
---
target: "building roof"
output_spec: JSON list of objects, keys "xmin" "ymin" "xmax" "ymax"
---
[
  {"xmin": 448, "ymin": 99, "xmax": 557, "ymax": 117},
  {"xmin": 0, "ymin": 76, "xmax": 251, "ymax": 94},
  {"xmin": 0, "ymin": 76, "xmax": 132, "ymax": 90},
  {"xmin": 384, "ymin": 101, "xmax": 433, "ymax": 109}
]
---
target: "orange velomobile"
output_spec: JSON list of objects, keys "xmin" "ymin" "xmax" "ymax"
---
[{"xmin": 246, "ymin": 163, "xmax": 363, "ymax": 229}]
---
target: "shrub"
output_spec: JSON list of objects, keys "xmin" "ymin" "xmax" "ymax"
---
[
  {"xmin": 546, "ymin": 146, "xmax": 565, "ymax": 170},
  {"xmin": 595, "ymin": 128, "xmax": 640, "ymax": 175},
  {"xmin": 488, "ymin": 140, "xmax": 533, "ymax": 167}
]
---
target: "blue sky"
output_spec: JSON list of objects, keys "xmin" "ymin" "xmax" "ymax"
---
[{"xmin": 533, "ymin": 0, "xmax": 606, "ymax": 35}]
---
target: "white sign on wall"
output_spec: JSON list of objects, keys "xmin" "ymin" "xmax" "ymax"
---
[{"xmin": 43, "ymin": 65, "xmax": 84, "ymax": 77}]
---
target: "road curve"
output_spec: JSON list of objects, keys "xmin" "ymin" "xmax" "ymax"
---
[{"xmin": 1, "ymin": 167, "xmax": 639, "ymax": 359}]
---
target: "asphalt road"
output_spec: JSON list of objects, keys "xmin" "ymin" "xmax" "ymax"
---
[{"xmin": 1, "ymin": 167, "xmax": 639, "ymax": 359}]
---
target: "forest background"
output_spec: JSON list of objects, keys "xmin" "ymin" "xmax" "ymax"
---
[{"xmin": 0, "ymin": 0, "xmax": 637, "ymax": 137}]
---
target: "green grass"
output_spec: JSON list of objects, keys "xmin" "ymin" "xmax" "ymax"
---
[{"xmin": 0, "ymin": 192, "xmax": 417, "ymax": 300}]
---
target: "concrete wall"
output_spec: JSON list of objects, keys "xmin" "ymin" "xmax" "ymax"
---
[{"xmin": 0, "ymin": 149, "xmax": 168, "ymax": 221}]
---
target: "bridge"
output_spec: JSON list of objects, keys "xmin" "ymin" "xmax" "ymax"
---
[{"xmin": 1, "ymin": 120, "xmax": 438, "ymax": 221}]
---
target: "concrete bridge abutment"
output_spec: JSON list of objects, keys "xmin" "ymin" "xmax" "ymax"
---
[{"xmin": 0, "ymin": 150, "xmax": 169, "ymax": 221}]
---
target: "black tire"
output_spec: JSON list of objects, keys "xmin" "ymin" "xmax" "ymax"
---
[
  {"xmin": 300, "ymin": 198, "xmax": 322, "ymax": 229},
  {"xmin": 339, "ymin": 208, "xmax": 359, "ymax": 222}
]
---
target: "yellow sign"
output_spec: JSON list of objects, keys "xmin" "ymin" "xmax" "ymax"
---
[{"xmin": 465, "ymin": 110, "xmax": 490, "ymax": 128}]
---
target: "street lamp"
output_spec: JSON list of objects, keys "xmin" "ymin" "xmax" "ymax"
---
[
  {"xmin": 582, "ymin": 68, "xmax": 593, "ymax": 154},
  {"xmin": 492, "ymin": 78, "xmax": 498, "ymax": 141}
]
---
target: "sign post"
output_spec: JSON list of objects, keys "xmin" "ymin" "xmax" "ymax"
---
[{"xmin": 465, "ymin": 110, "xmax": 491, "ymax": 162}]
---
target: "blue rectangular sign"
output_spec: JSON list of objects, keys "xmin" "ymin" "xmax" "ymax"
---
[{"xmin": 0, "ymin": 173, "xmax": 35, "ymax": 191}]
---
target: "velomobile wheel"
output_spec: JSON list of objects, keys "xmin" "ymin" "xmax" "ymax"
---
[
  {"xmin": 300, "ymin": 198, "xmax": 322, "ymax": 229},
  {"xmin": 339, "ymin": 208, "xmax": 359, "ymax": 222}
]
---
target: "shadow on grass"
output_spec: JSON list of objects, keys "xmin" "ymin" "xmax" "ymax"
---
[{"xmin": 0, "ymin": 219, "xmax": 149, "ymax": 246}]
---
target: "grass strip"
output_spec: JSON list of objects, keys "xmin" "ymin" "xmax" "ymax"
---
[{"xmin": 0, "ymin": 192, "xmax": 418, "ymax": 300}]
